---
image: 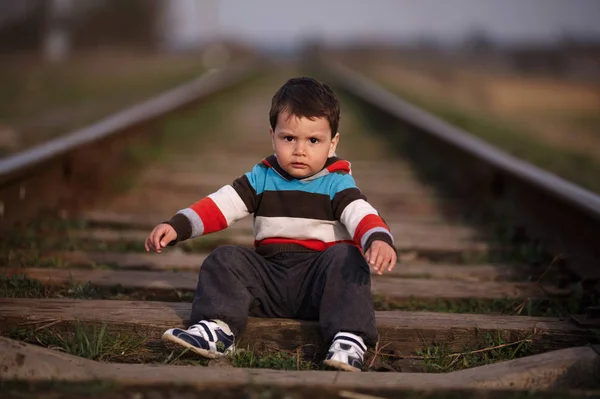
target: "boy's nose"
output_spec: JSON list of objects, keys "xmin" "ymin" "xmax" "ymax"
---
[{"xmin": 293, "ymin": 143, "xmax": 306, "ymax": 156}]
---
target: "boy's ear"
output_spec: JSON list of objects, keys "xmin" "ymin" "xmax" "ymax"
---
[
  {"xmin": 270, "ymin": 128, "xmax": 275, "ymax": 150},
  {"xmin": 328, "ymin": 132, "xmax": 340, "ymax": 157}
]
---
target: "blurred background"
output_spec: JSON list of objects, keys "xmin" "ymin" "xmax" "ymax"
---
[{"xmin": 1, "ymin": 0, "xmax": 600, "ymax": 191}]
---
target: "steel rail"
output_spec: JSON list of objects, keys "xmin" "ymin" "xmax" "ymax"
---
[
  {"xmin": 320, "ymin": 59, "xmax": 600, "ymax": 222},
  {"xmin": 0, "ymin": 62, "xmax": 257, "ymax": 184},
  {"xmin": 317, "ymin": 57, "xmax": 600, "ymax": 297},
  {"xmin": 0, "ymin": 60, "xmax": 261, "ymax": 230}
]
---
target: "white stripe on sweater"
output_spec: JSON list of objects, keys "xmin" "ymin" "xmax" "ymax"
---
[
  {"xmin": 208, "ymin": 185, "xmax": 250, "ymax": 226},
  {"xmin": 340, "ymin": 199, "xmax": 379, "ymax": 238},
  {"xmin": 254, "ymin": 216, "xmax": 352, "ymax": 242}
]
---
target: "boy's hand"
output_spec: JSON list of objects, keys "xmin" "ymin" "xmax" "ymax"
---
[
  {"xmin": 365, "ymin": 241, "xmax": 397, "ymax": 275},
  {"xmin": 145, "ymin": 223, "xmax": 177, "ymax": 254}
]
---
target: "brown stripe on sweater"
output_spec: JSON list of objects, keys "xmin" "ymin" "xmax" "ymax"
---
[
  {"xmin": 255, "ymin": 190, "xmax": 334, "ymax": 220},
  {"xmin": 232, "ymin": 175, "xmax": 261, "ymax": 214},
  {"xmin": 332, "ymin": 187, "xmax": 367, "ymax": 220}
]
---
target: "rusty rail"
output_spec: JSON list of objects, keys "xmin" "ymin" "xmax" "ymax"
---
[
  {"xmin": 317, "ymin": 58, "xmax": 600, "ymax": 297},
  {"xmin": 0, "ymin": 61, "xmax": 260, "ymax": 232}
]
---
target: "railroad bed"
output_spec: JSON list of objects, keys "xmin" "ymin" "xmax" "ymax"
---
[{"xmin": 1, "ymin": 62, "xmax": 599, "ymax": 397}]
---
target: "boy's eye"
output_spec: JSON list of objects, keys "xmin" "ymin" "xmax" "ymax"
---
[
  {"xmin": 284, "ymin": 136, "xmax": 294, "ymax": 142},
  {"xmin": 309, "ymin": 138, "xmax": 319, "ymax": 144}
]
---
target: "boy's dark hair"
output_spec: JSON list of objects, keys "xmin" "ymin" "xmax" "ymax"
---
[{"xmin": 269, "ymin": 77, "xmax": 340, "ymax": 138}]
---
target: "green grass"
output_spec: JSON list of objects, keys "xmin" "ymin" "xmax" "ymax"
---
[
  {"xmin": 7, "ymin": 318, "xmax": 597, "ymax": 375},
  {"xmin": 1, "ymin": 249, "xmax": 128, "ymax": 270},
  {"xmin": 416, "ymin": 330, "xmax": 534, "ymax": 373},
  {"xmin": 0, "ymin": 273, "xmax": 113, "ymax": 299},
  {"xmin": 373, "ymin": 281, "xmax": 592, "ymax": 317},
  {"xmin": 555, "ymin": 110, "xmax": 600, "ymax": 131},
  {"xmin": 231, "ymin": 348, "xmax": 318, "ymax": 370},
  {"xmin": 9, "ymin": 322, "xmax": 145, "ymax": 362},
  {"xmin": 0, "ymin": 273, "xmax": 52, "ymax": 298},
  {"xmin": 2, "ymin": 249, "xmax": 77, "ymax": 269},
  {"xmin": 8, "ymin": 322, "xmax": 321, "ymax": 370},
  {"xmin": 0, "ymin": 273, "xmax": 194, "ymax": 302},
  {"xmin": 8, "ymin": 322, "xmax": 209, "ymax": 366},
  {"xmin": 374, "ymin": 296, "xmax": 523, "ymax": 314}
]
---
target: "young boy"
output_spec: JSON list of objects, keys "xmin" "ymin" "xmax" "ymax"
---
[{"xmin": 145, "ymin": 77, "xmax": 397, "ymax": 372}]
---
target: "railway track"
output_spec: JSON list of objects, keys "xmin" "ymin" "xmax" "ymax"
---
[{"xmin": 1, "ymin": 58, "xmax": 599, "ymax": 397}]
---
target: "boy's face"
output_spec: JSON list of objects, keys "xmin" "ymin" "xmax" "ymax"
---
[{"xmin": 270, "ymin": 111, "xmax": 339, "ymax": 179}]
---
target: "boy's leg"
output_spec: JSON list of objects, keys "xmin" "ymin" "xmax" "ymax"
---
[
  {"xmin": 303, "ymin": 243, "xmax": 378, "ymax": 345},
  {"xmin": 190, "ymin": 245, "xmax": 287, "ymax": 336},
  {"xmin": 295, "ymin": 243, "xmax": 377, "ymax": 371},
  {"xmin": 164, "ymin": 245, "xmax": 283, "ymax": 358}
]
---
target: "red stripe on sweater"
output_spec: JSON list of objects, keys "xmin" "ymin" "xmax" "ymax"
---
[
  {"xmin": 189, "ymin": 197, "xmax": 228, "ymax": 234},
  {"xmin": 262, "ymin": 158, "xmax": 272, "ymax": 168},
  {"xmin": 326, "ymin": 160, "xmax": 350, "ymax": 173},
  {"xmin": 256, "ymin": 238, "xmax": 359, "ymax": 252},
  {"xmin": 353, "ymin": 214, "xmax": 389, "ymax": 242}
]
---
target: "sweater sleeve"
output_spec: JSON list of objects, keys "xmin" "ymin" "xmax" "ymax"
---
[
  {"xmin": 332, "ymin": 173, "xmax": 395, "ymax": 252},
  {"xmin": 165, "ymin": 164, "xmax": 264, "ymax": 243}
]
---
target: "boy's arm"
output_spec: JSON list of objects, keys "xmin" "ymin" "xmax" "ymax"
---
[
  {"xmin": 165, "ymin": 165, "xmax": 263, "ymax": 244},
  {"xmin": 333, "ymin": 174, "xmax": 397, "ymax": 274},
  {"xmin": 332, "ymin": 174, "xmax": 395, "ymax": 253}
]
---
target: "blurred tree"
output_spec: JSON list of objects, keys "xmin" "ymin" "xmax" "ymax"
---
[
  {"xmin": 0, "ymin": 0, "xmax": 46, "ymax": 54},
  {"xmin": 43, "ymin": 0, "xmax": 74, "ymax": 63},
  {"xmin": 70, "ymin": 0, "xmax": 163, "ymax": 50},
  {"xmin": 462, "ymin": 26, "xmax": 495, "ymax": 54},
  {"xmin": 415, "ymin": 34, "xmax": 442, "ymax": 52},
  {"xmin": 0, "ymin": 0, "xmax": 163, "ymax": 56}
]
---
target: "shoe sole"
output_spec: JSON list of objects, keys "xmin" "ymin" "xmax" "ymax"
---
[
  {"xmin": 323, "ymin": 359, "xmax": 361, "ymax": 372},
  {"xmin": 162, "ymin": 332, "xmax": 227, "ymax": 359}
]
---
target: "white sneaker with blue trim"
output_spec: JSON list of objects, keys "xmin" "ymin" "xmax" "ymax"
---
[
  {"xmin": 162, "ymin": 319, "xmax": 235, "ymax": 359},
  {"xmin": 323, "ymin": 332, "xmax": 366, "ymax": 372}
]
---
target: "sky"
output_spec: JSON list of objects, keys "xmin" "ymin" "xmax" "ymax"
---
[{"xmin": 212, "ymin": 0, "xmax": 600, "ymax": 49}]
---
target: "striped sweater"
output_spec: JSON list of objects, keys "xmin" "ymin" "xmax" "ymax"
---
[{"xmin": 166, "ymin": 155, "xmax": 395, "ymax": 253}]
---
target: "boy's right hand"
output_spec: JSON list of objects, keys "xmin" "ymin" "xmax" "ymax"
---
[{"xmin": 145, "ymin": 223, "xmax": 177, "ymax": 254}]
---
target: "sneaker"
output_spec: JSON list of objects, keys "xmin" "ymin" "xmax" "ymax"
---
[
  {"xmin": 162, "ymin": 319, "xmax": 235, "ymax": 359},
  {"xmin": 323, "ymin": 332, "xmax": 366, "ymax": 372}
]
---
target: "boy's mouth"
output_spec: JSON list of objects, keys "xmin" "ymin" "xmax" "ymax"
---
[{"xmin": 291, "ymin": 162, "xmax": 307, "ymax": 168}]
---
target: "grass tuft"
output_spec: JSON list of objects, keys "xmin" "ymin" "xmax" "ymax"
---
[
  {"xmin": 373, "ymin": 288, "xmax": 593, "ymax": 318},
  {"xmin": 0, "ymin": 273, "xmax": 195, "ymax": 302},
  {"xmin": 9, "ymin": 322, "xmax": 145, "ymax": 362},
  {"xmin": 231, "ymin": 347, "xmax": 317, "ymax": 370},
  {"xmin": 416, "ymin": 330, "xmax": 534, "ymax": 373}
]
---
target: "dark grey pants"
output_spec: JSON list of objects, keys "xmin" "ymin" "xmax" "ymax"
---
[{"xmin": 190, "ymin": 243, "xmax": 378, "ymax": 346}]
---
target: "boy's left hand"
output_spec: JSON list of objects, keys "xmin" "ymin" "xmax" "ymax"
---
[{"xmin": 365, "ymin": 241, "xmax": 397, "ymax": 275}]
